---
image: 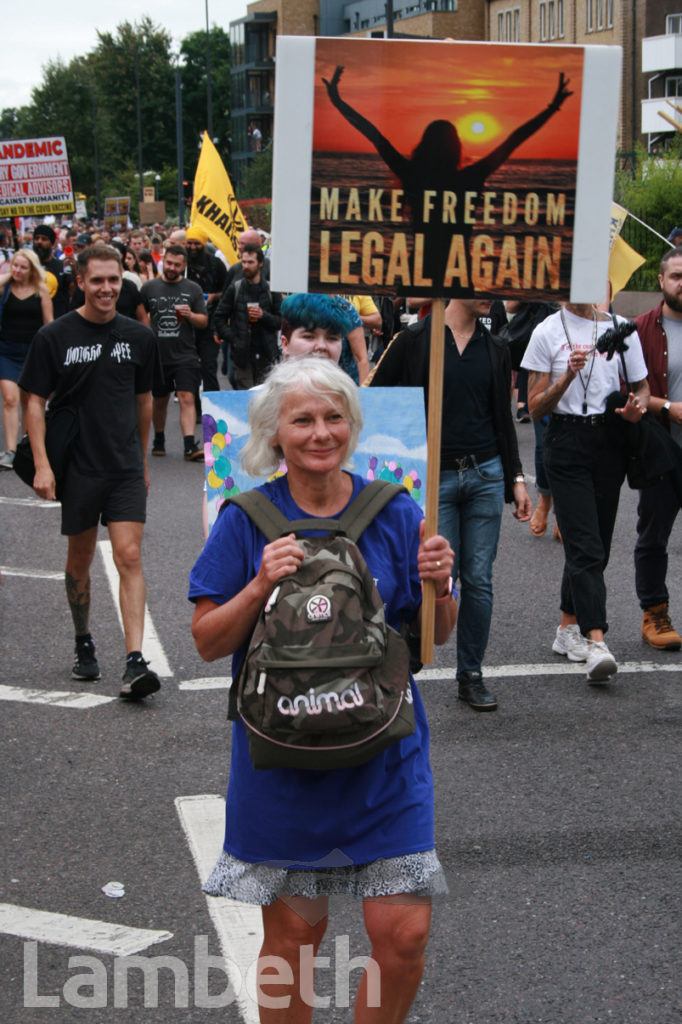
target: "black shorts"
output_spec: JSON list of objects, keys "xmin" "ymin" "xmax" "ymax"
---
[
  {"xmin": 60, "ymin": 467, "xmax": 146, "ymax": 536},
  {"xmin": 153, "ymin": 361, "xmax": 202, "ymax": 398}
]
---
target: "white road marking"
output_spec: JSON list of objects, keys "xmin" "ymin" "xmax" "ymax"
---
[
  {"xmin": 179, "ymin": 659, "xmax": 681, "ymax": 692},
  {"xmin": 0, "ymin": 903, "xmax": 172, "ymax": 956},
  {"xmin": 419, "ymin": 660, "xmax": 682, "ymax": 679},
  {"xmin": 179, "ymin": 677, "xmax": 230, "ymax": 691},
  {"xmin": 97, "ymin": 539, "xmax": 173, "ymax": 678},
  {"xmin": 0, "ymin": 684, "xmax": 115, "ymax": 709},
  {"xmin": 0, "ymin": 495, "xmax": 60, "ymax": 508},
  {"xmin": 175, "ymin": 795, "xmax": 262, "ymax": 1024},
  {"xmin": 0, "ymin": 566, "xmax": 64, "ymax": 580}
]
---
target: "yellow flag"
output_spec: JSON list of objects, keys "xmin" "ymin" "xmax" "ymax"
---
[
  {"xmin": 609, "ymin": 235, "xmax": 646, "ymax": 298},
  {"xmin": 191, "ymin": 134, "xmax": 247, "ymax": 264}
]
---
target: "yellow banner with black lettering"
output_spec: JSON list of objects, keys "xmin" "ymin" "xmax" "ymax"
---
[{"xmin": 191, "ymin": 134, "xmax": 247, "ymax": 264}]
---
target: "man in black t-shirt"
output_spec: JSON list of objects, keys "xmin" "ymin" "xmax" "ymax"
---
[
  {"xmin": 141, "ymin": 245, "xmax": 208, "ymax": 461},
  {"xmin": 20, "ymin": 245, "xmax": 162, "ymax": 701}
]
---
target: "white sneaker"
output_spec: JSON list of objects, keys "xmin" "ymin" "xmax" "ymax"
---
[
  {"xmin": 585, "ymin": 640, "xmax": 617, "ymax": 683},
  {"xmin": 552, "ymin": 624, "xmax": 590, "ymax": 662},
  {"xmin": 0, "ymin": 449, "xmax": 15, "ymax": 470}
]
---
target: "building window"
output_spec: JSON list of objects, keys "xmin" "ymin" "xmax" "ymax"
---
[
  {"xmin": 605, "ymin": 0, "xmax": 612, "ymax": 28},
  {"xmin": 666, "ymin": 76, "xmax": 682, "ymax": 97},
  {"xmin": 586, "ymin": 0, "xmax": 594, "ymax": 32},
  {"xmin": 597, "ymin": 0, "xmax": 603, "ymax": 29},
  {"xmin": 667, "ymin": 14, "xmax": 682, "ymax": 34},
  {"xmin": 540, "ymin": 0, "xmax": 560, "ymax": 39},
  {"xmin": 498, "ymin": 7, "xmax": 520, "ymax": 41}
]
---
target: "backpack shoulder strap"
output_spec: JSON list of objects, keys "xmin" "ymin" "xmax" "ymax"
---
[
  {"xmin": 228, "ymin": 489, "xmax": 350, "ymax": 539},
  {"xmin": 227, "ymin": 489, "xmax": 291, "ymax": 541},
  {"xmin": 338, "ymin": 480, "xmax": 407, "ymax": 542},
  {"xmin": 229, "ymin": 479, "xmax": 406, "ymax": 543}
]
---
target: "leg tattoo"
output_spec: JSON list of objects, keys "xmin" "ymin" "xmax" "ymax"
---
[{"xmin": 66, "ymin": 571, "xmax": 91, "ymax": 635}]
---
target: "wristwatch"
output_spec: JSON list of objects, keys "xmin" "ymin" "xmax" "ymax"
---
[
  {"xmin": 513, "ymin": 474, "xmax": 525, "ymax": 484},
  {"xmin": 662, "ymin": 401, "xmax": 671, "ymax": 419}
]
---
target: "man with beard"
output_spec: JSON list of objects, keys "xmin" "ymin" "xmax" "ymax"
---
[
  {"xmin": 213, "ymin": 243, "xmax": 281, "ymax": 389},
  {"xmin": 141, "ymin": 245, "xmax": 208, "ymax": 461},
  {"xmin": 33, "ymin": 225, "xmax": 70, "ymax": 317},
  {"xmin": 184, "ymin": 226, "xmax": 227, "ymax": 394},
  {"xmin": 633, "ymin": 247, "xmax": 682, "ymax": 650}
]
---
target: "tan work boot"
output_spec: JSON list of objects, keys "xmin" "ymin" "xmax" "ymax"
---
[{"xmin": 641, "ymin": 604, "xmax": 682, "ymax": 650}]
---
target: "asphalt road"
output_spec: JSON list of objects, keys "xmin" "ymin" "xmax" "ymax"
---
[{"xmin": 1, "ymin": 395, "xmax": 680, "ymax": 1024}]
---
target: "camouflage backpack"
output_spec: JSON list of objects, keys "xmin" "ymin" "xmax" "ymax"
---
[{"xmin": 228, "ymin": 480, "xmax": 414, "ymax": 770}]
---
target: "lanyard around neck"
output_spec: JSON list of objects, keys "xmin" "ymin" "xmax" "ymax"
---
[{"xmin": 560, "ymin": 307, "xmax": 598, "ymax": 416}]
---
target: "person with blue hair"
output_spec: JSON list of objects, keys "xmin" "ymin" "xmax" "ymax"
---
[{"xmin": 281, "ymin": 293, "xmax": 370, "ymax": 380}]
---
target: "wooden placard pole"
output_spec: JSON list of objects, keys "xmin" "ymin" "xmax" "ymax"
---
[{"xmin": 421, "ymin": 297, "xmax": 446, "ymax": 665}]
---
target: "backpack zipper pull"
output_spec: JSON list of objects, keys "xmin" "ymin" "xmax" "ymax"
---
[
  {"xmin": 265, "ymin": 585, "xmax": 280, "ymax": 613},
  {"xmin": 257, "ymin": 671, "xmax": 267, "ymax": 695}
]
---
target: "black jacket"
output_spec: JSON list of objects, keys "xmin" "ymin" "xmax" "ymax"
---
[
  {"xmin": 213, "ymin": 276, "xmax": 281, "ymax": 371},
  {"xmin": 369, "ymin": 314, "xmax": 523, "ymax": 503}
]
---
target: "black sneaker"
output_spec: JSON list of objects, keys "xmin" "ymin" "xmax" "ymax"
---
[
  {"xmin": 152, "ymin": 435, "xmax": 166, "ymax": 456},
  {"xmin": 184, "ymin": 441, "xmax": 204, "ymax": 462},
  {"xmin": 119, "ymin": 655, "xmax": 161, "ymax": 700},
  {"xmin": 72, "ymin": 635, "xmax": 101, "ymax": 681},
  {"xmin": 457, "ymin": 670, "xmax": 497, "ymax": 712}
]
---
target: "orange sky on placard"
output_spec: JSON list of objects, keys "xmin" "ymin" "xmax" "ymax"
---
[{"xmin": 314, "ymin": 39, "xmax": 584, "ymax": 162}]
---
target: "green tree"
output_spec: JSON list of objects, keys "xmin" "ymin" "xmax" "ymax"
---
[
  {"xmin": 180, "ymin": 26, "xmax": 232, "ymax": 177},
  {"xmin": 91, "ymin": 17, "xmax": 175, "ymax": 189},
  {"xmin": 241, "ymin": 145, "xmax": 272, "ymax": 201},
  {"xmin": 615, "ymin": 139, "xmax": 682, "ymax": 290},
  {"xmin": 10, "ymin": 55, "xmax": 103, "ymax": 207}
]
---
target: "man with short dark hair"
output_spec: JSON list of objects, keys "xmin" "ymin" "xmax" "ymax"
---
[
  {"xmin": 141, "ymin": 244, "xmax": 208, "ymax": 460},
  {"xmin": 20, "ymin": 244, "xmax": 162, "ymax": 700},
  {"xmin": 213, "ymin": 243, "xmax": 281, "ymax": 390},
  {"xmin": 633, "ymin": 246, "xmax": 682, "ymax": 649},
  {"xmin": 33, "ymin": 225, "xmax": 70, "ymax": 317}
]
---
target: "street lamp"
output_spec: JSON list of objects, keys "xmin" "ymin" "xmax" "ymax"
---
[{"xmin": 205, "ymin": 0, "xmax": 214, "ymax": 139}]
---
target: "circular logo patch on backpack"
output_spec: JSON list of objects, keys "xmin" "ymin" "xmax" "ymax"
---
[{"xmin": 306, "ymin": 594, "xmax": 332, "ymax": 622}]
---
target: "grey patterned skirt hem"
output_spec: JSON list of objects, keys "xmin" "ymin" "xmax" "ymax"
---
[{"xmin": 203, "ymin": 849, "xmax": 448, "ymax": 904}]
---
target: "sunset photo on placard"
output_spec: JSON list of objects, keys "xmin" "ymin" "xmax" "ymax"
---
[{"xmin": 310, "ymin": 38, "xmax": 585, "ymax": 300}]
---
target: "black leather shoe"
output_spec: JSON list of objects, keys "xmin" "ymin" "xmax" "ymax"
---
[{"xmin": 457, "ymin": 671, "xmax": 497, "ymax": 712}]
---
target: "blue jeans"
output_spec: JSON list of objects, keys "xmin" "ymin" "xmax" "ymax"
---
[{"xmin": 438, "ymin": 456, "xmax": 505, "ymax": 676}]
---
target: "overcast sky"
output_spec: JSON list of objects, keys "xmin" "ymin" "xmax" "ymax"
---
[{"xmin": 3, "ymin": 1, "xmax": 247, "ymax": 113}]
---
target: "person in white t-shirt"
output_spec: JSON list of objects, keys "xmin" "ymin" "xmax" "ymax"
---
[{"xmin": 522, "ymin": 303, "xmax": 649, "ymax": 683}]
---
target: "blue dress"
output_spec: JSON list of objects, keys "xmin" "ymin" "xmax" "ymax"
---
[{"xmin": 188, "ymin": 472, "xmax": 447, "ymax": 902}]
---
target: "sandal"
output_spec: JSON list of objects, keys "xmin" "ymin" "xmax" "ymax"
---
[{"xmin": 529, "ymin": 496, "xmax": 552, "ymax": 536}]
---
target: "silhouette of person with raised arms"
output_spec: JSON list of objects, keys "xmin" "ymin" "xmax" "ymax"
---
[{"xmin": 322, "ymin": 66, "xmax": 573, "ymax": 293}]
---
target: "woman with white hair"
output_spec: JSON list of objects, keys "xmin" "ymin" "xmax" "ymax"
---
[
  {"xmin": 190, "ymin": 357, "xmax": 457, "ymax": 1024},
  {"xmin": 0, "ymin": 249, "xmax": 53, "ymax": 469}
]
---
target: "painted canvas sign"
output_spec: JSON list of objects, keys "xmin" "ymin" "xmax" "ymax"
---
[
  {"xmin": 202, "ymin": 388, "xmax": 427, "ymax": 531},
  {"xmin": 271, "ymin": 37, "xmax": 622, "ymax": 303}
]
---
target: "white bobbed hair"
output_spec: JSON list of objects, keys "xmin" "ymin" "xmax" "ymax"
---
[{"xmin": 240, "ymin": 358, "xmax": 362, "ymax": 477}]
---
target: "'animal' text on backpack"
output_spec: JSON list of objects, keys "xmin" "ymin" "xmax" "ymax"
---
[{"xmin": 227, "ymin": 480, "xmax": 415, "ymax": 770}]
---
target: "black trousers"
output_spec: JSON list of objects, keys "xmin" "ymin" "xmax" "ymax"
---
[
  {"xmin": 544, "ymin": 419, "xmax": 626, "ymax": 635},
  {"xmin": 634, "ymin": 472, "xmax": 681, "ymax": 610}
]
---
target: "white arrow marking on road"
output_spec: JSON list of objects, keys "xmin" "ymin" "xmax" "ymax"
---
[
  {"xmin": 0, "ymin": 684, "xmax": 115, "ymax": 709},
  {"xmin": 98, "ymin": 539, "xmax": 173, "ymax": 678},
  {"xmin": 0, "ymin": 903, "xmax": 172, "ymax": 956},
  {"xmin": 175, "ymin": 794, "xmax": 262, "ymax": 1024}
]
